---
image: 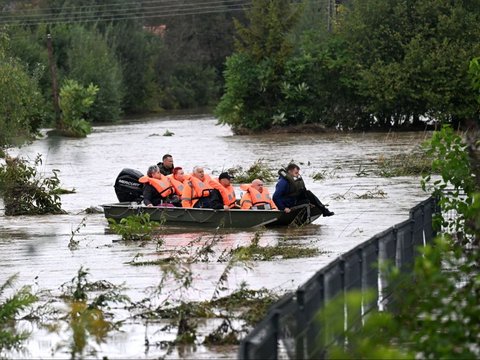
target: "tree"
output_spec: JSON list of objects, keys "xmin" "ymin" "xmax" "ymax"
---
[
  {"xmin": 0, "ymin": 36, "xmax": 46, "ymax": 149},
  {"xmin": 338, "ymin": 0, "xmax": 480, "ymax": 128},
  {"xmin": 65, "ymin": 25, "xmax": 123, "ymax": 122},
  {"xmin": 216, "ymin": 0, "xmax": 301, "ymax": 131},
  {"xmin": 59, "ymin": 79, "xmax": 99, "ymax": 137}
]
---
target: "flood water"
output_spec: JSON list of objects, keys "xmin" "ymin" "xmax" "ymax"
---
[{"xmin": 0, "ymin": 114, "xmax": 432, "ymax": 358}]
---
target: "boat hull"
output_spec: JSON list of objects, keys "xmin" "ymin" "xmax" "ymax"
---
[
  {"xmin": 102, "ymin": 203, "xmax": 322, "ymax": 229},
  {"xmin": 102, "ymin": 203, "xmax": 283, "ymax": 229},
  {"xmin": 268, "ymin": 204, "xmax": 322, "ymax": 227}
]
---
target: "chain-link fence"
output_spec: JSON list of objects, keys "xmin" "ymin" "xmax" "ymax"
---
[{"xmin": 238, "ymin": 196, "xmax": 438, "ymax": 360}]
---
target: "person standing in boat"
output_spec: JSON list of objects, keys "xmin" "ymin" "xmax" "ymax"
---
[
  {"xmin": 210, "ymin": 172, "xmax": 239, "ymax": 209},
  {"xmin": 181, "ymin": 166, "xmax": 223, "ymax": 209},
  {"xmin": 240, "ymin": 179, "xmax": 277, "ymax": 210},
  {"xmin": 157, "ymin": 154, "xmax": 174, "ymax": 175},
  {"xmin": 140, "ymin": 165, "xmax": 179, "ymax": 207},
  {"xmin": 273, "ymin": 163, "xmax": 334, "ymax": 216}
]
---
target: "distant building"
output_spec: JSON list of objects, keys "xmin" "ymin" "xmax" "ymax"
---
[{"xmin": 143, "ymin": 24, "xmax": 167, "ymax": 37}]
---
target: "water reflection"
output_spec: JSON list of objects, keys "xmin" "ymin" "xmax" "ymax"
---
[{"xmin": 0, "ymin": 115, "xmax": 431, "ymax": 358}]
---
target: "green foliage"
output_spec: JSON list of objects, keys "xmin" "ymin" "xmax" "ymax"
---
[
  {"xmin": 57, "ymin": 267, "xmax": 129, "ymax": 358},
  {"xmin": 0, "ymin": 154, "xmax": 65, "ymax": 216},
  {"xmin": 215, "ymin": 53, "xmax": 269, "ymax": 131},
  {"xmin": 338, "ymin": 0, "xmax": 480, "ymax": 128},
  {"xmin": 470, "ymin": 57, "xmax": 480, "ymax": 103},
  {"xmin": 108, "ymin": 213, "xmax": 163, "ymax": 241},
  {"xmin": 227, "ymin": 159, "xmax": 277, "ymax": 183},
  {"xmin": 65, "ymin": 25, "xmax": 123, "ymax": 122},
  {"xmin": 0, "ymin": 275, "xmax": 37, "ymax": 351},
  {"xmin": 0, "ymin": 40, "xmax": 46, "ymax": 148},
  {"xmin": 218, "ymin": 0, "xmax": 480, "ymax": 131},
  {"xmin": 228, "ymin": 234, "xmax": 319, "ymax": 261},
  {"xmin": 422, "ymin": 126, "xmax": 475, "ymax": 235},
  {"xmin": 320, "ymin": 237, "xmax": 480, "ymax": 359},
  {"xmin": 376, "ymin": 149, "xmax": 434, "ymax": 178},
  {"xmin": 59, "ymin": 79, "xmax": 99, "ymax": 137},
  {"xmin": 107, "ymin": 21, "xmax": 162, "ymax": 114},
  {"xmin": 159, "ymin": 64, "xmax": 219, "ymax": 110},
  {"xmin": 216, "ymin": 0, "xmax": 301, "ymax": 131}
]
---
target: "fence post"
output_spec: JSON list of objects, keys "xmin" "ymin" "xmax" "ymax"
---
[
  {"xmin": 308, "ymin": 272, "xmax": 325, "ymax": 359},
  {"xmin": 271, "ymin": 311, "xmax": 279, "ymax": 360},
  {"xmin": 296, "ymin": 289, "xmax": 306, "ymax": 359}
]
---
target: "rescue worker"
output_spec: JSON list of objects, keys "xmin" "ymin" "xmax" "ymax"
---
[
  {"xmin": 157, "ymin": 154, "xmax": 174, "ymax": 175},
  {"xmin": 168, "ymin": 166, "xmax": 187, "ymax": 196},
  {"xmin": 273, "ymin": 163, "xmax": 334, "ymax": 216},
  {"xmin": 181, "ymin": 166, "xmax": 223, "ymax": 209},
  {"xmin": 240, "ymin": 179, "xmax": 277, "ymax": 210},
  {"xmin": 210, "ymin": 172, "xmax": 238, "ymax": 209},
  {"xmin": 139, "ymin": 165, "xmax": 177, "ymax": 207}
]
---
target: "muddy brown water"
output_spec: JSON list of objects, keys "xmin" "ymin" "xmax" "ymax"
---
[{"xmin": 0, "ymin": 114, "xmax": 432, "ymax": 358}]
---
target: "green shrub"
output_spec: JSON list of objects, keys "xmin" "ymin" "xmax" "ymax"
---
[
  {"xmin": 108, "ymin": 213, "xmax": 163, "ymax": 241},
  {"xmin": 0, "ymin": 275, "xmax": 37, "ymax": 351},
  {"xmin": 0, "ymin": 154, "xmax": 65, "ymax": 216},
  {"xmin": 0, "ymin": 42, "xmax": 46, "ymax": 148},
  {"xmin": 227, "ymin": 159, "xmax": 277, "ymax": 183},
  {"xmin": 58, "ymin": 79, "xmax": 99, "ymax": 137}
]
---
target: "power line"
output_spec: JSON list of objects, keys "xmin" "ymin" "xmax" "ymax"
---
[
  {"xmin": 2, "ymin": 5, "xmax": 251, "ymax": 30},
  {"xmin": 2, "ymin": 0, "xmax": 218, "ymax": 15},
  {"xmin": 0, "ymin": 0, "xmax": 249, "ymax": 19},
  {"xmin": 0, "ymin": 0, "xmax": 250, "ymax": 24}
]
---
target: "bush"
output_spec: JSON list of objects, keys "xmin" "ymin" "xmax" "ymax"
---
[
  {"xmin": 0, "ymin": 154, "xmax": 65, "ymax": 216},
  {"xmin": 0, "ymin": 275, "xmax": 37, "ymax": 351},
  {"xmin": 58, "ymin": 79, "xmax": 99, "ymax": 137},
  {"xmin": 0, "ymin": 42, "xmax": 46, "ymax": 148},
  {"xmin": 66, "ymin": 25, "xmax": 123, "ymax": 122}
]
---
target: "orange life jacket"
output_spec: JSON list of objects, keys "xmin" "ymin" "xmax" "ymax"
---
[
  {"xmin": 167, "ymin": 174, "xmax": 185, "ymax": 196},
  {"xmin": 138, "ymin": 175, "xmax": 174, "ymax": 198},
  {"xmin": 210, "ymin": 179, "xmax": 236, "ymax": 208},
  {"xmin": 240, "ymin": 185, "xmax": 277, "ymax": 210},
  {"xmin": 181, "ymin": 175, "xmax": 214, "ymax": 208}
]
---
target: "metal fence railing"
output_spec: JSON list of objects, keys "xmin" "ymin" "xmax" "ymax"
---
[{"xmin": 238, "ymin": 196, "xmax": 438, "ymax": 360}]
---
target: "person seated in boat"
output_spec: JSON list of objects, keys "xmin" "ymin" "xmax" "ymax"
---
[
  {"xmin": 167, "ymin": 166, "xmax": 188, "ymax": 197},
  {"xmin": 157, "ymin": 154, "xmax": 174, "ymax": 175},
  {"xmin": 273, "ymin": 163, "xmax": 334, "ymax": 216},
  {"xmin": 240, "ymin": 179, "xmax": 277, "ymax": 210},
  {"xmin": 210, "ymin": 172, "xmax": 239, "ymax": 209},
  {"xmin": 181, "ymin": 166, "xmax": 223, "ymax": 209},
  {"xmin": 139, "ymin": 165, "xmax": 180, "ymax": 207}
]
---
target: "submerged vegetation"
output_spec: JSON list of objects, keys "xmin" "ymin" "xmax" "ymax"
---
[
  {"xmin": 0, "ymin": 275, "xmax": 37, "ymax": 351},
  {"xmin": 53, "ymin": 267, "xmax": 129, "ymax": 359},
  {"xmin": 0, "ymin": 154, "xmax": 65, "ymax": 215},
  {"xmin": 227, "ymin": 159, "xmax": 277, "ymax": 183},
  {"xmin": 228, "ymin": 236, "xmax": 320, "ymax": 261},
  {"xmin": 375, "ymin": 149, "xmax": 434, "ymax": 178},
  {"xmin": 108, "ymin": 213, "xmax": 164, "ymax": 242}
]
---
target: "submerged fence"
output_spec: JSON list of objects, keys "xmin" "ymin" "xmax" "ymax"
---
[{"xmin": 238, "ymin": 196, "xmax": 437, "ymax": 359}]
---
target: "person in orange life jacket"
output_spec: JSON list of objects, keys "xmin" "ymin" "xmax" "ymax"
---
[
  {"xmin": 168, "ymin": 166, "xmax": 187, "ymax": 196},
  {"xmin": 139, "ymin": 165, "xmax": 176, "ymax": 207},
  {"xmin": 181, "ymin": 166, "xmax": 223, "ymax": 209},
  {"xmin": 210, "ymin": 172, "xmax": 238, "ymax": 209},
  {"xmin": 240, "ymin": 179, "xmax": 277, "ymax": 210},
  {"xmin": 157, "ymin": 154, "xmax": 174, "ymax": 176},
  {"xmin": 272, "ymin": 163, "xmax": 334, "ymax": 216}
]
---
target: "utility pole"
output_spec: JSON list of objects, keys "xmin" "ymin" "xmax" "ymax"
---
[{"xmin": 46, "ymin": 28, "xmax": 62, "ymax": 129}]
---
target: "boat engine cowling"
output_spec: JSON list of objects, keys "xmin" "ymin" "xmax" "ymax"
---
[{"xmin": 114, "ymin": 168, "xmax": 144, "ymax": 202}]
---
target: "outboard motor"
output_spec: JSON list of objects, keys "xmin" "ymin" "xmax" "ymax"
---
[{"xmin": 114, "ymin": 168, "xmax": 144, "ymax": 202}]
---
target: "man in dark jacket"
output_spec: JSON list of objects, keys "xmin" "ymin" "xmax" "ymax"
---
[
  {"xmin": 157, "ymin": 154, "xmax": 174, "ymax": 175},
  {"xmin": 273, "ymin": 163, "xmax": 334, "ymax": 216}
]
